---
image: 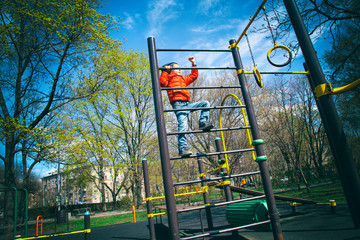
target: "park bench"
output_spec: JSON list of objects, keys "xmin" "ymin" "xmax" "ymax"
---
[{"xmin": 72, "ymin": 207, "xmax": 94, "ymax": 217}]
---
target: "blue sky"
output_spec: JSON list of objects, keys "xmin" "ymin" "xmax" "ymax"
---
[
  {"xmin": 31, "ymin": 0, "xmax": 332, "ymax": 177},
  {"xmin": 100, "ymin": 0, "xmax": 295, "ymax": 70},
  {"xmin": 100, "ymin": 0, "xmax": 330, "ymax": 72}
]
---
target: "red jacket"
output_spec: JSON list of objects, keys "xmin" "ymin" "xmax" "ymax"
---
[{"xmin": 160, "ymin": 67, "xmax": 198, "ymax": 104}]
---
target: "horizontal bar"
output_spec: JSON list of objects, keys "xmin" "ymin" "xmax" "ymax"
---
[
  {"xmin": 252, "ymin": 71, "xmax": 309, "ymax": 75},
  {"xmin": 170, "ymin": 148, "xmax": 255, "ymax": 160},
  {"xmin": 164, "ymin": 105, "xmax": 246, "ymax": 112},
  {"xmin": 157, "ymin": 49, "xmax": 231, "ymax": 52},
  {"xmin": 177, "ymin": 195, "xmax": 266, "ymax": 213},
  {"xmin": 159, "ymin": 67, "xmax": 308, "ymax": 74},
  {"xmin": 159, "ymin": 67, "xmax": 237, "ymax": 71},
  {"xmin": 167, "ymin": 126, "xmax": 251, "ymax": 136},
  {"xmin": 18, "ymin": 229, "xmax": 90, "ymax": 239},
  {"xmin": 161, "ymin": 86, "xmax": 241, "ymax": 90},
  {"xmin": 173, "ymin": 171, "xmax": 261, "ymax": 186},
  {"xmin": 180, "ymin": 220, "xmax": 271, "ymax": 240}
]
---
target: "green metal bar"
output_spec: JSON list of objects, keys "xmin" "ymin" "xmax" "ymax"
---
[
  {"xmin": 13, "ymin": 187, "xmax": 18, "ymax": 238},
  {"xmin": 21, "ymin": 188, "xmax": 29, "ymax": 237}
]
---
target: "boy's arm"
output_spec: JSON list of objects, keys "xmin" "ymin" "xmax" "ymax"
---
[
  {"xmin": 184, "ymin": 65, "xmax": 198, "ymax": 86},
  {"xmin": 160, "ymin": 70, "xmax": 170, "ymax": 87}
]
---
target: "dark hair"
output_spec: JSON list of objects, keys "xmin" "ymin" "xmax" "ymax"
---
[{"xmin": 162, "ymin": 62, "xmax": 178, "ymax": 73}]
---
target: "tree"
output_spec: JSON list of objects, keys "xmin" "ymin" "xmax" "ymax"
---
[
  {"xmin": 261, "ymin": 77, "xmax": 308, "ymax": 191},
  {"xmin": 105, "ymin": 49, "xmax": 155, "ymax": 208},
  {"xmin": 263, "ymin": 0, "xmax": 360, "ymax": 168},
  {"xmin": 0, "ymin": 0, "xmax": 120, "ymax": 225},
  {"xmin": 54, "ymin": 48, "xmax": 155, "ymax": 209}
]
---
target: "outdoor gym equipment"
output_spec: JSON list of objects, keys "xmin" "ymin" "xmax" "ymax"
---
[
  {"xmin": 145, "ymin": 1, "xmax": 360, "ymax": 239},
  {"xmin": 17, "ymin": 212, "xmax": 91, "ymax": 240},
  {"xmin": 245, "ymin": 32, "xmax": 263, "ymax": 87},
  {"xmin": 148, "ymin": 37, "xmax": 282, "ymax": 240},
  {"xmin": 262, "ymin": 5, "xmax": 293, "ymax": 67},
  {"xmin": 0, "ymin": 187, "xmax": 28, "ymax": 238}
]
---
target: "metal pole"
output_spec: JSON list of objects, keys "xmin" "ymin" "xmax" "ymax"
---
[
  {"xmin": 197, "ymin": 158, "xmax": 213, "ymax": 230},
  {"xmin": 22, "ymin": 188, "xmax": 28, "ymax": 238},
  {"xmin": 283, "ymin": 0, "xmax": 360, "ymax": 228},
  {"xmin": 147, "ymin": 36, "xmax": 180, "ymax": 240},
  {"xmin": 84, "ymin": 212, "xmax": 90, "ymax": 240},
  {"xmin": 13, "ymin": 187, "xmax": 18, "ymax": 238},
  {"xmin": 142, "ymin": 158, "xmax": 156, "ymax": 240},
  {"xmin": 229, "ymin": 39, "xmax": 283, "ymax": 240},
  {"xmin": 214, "ymin": 138, "xmax": 239, "ymax": 239},
  {"xmin": 214, "ymin": 138, "xmax": 232, "ymax": 198}
]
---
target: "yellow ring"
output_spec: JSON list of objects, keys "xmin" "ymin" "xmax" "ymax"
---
[
  {"xmin": 267, "ymin": 43, "xmax": 292, "ymax": 67},
  {"xmin": 253, "ymin": 66, "xmax": 263, "ymax": 88},
  {"xmin": 220, "ymin": 94, "xmax": 256, "ymax": 167}
]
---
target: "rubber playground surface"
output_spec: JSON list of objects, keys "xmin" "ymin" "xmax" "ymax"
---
[{"xmin": 48, "ymin": 203, "xmax": 360, "ymax": 240}]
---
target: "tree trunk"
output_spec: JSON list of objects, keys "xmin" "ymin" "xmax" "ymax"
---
[
  {"xmin": 4, "ymin": 136, "xmax": 16, "ymax": 227},
  {"xmin": 134, "ymin": 175, "xmax": 142, "ymax": 208}
]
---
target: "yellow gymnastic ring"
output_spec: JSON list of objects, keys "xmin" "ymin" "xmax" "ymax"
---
[
  {"xmin": 267, "ymin": 43, "xmax": 292, "ymax": 67},
  {"xmin": 253, "ymin": 66, "xmax": 263, "ymax": 88}
]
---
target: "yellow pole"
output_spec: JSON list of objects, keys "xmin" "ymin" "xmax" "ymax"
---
[{"xmin": 234, "ymin": 0, "xmax": 268, "ymax": 47}]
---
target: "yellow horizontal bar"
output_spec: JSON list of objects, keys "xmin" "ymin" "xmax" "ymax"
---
[
  {"xmin": 18, "ymin": 229, "xmax": 90, "ymax": 239},
  {"xmin": 198, "ymin": 172, "xmax": 207, "ymax": 178},
  {"xmin": 148, "ymin": 212, "xmax": 166, "ymax": 218},
  {"xmin": 332, "ymin": 78, "xmax": 360, "ymax": 95},
  {"xmin": 175, "ymin": 187, "xmax": 208, "ymax": 197},
  {"xmin": 146, "ymin": 196, "xmax": 165, "ymax": 201}
]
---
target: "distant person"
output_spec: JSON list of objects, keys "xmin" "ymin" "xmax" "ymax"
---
[{"xmin": 160, "ymin": 57, "xmax": 213, "ymax": 157}]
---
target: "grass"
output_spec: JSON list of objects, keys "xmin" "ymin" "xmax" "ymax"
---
[
  {"xmin": 274, "ymin": 181, "xmax": 346, "ymax": 203},
  {"xmin": 19, "ymin": 181, "xmax": 345, "ymax": 238},
  {"xmin": 22, "ymin": 211, "xmax": 148, "ymax": 237}
]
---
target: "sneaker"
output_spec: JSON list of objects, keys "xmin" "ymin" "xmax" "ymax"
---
[
  {"xmin": 199, "ymin": 122, "xmax": 214, "ymax": 131},
  {"xmin": 179, "ymin": 149, "xmax": 192, "ymax": 157}
]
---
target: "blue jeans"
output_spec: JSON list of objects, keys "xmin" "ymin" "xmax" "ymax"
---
[{"xmin": 171, "ymin": 100, "xmax": 210, "ymax": 153}]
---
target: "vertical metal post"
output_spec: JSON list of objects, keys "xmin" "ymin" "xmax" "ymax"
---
[
  {"xmin": 21, "ymin": 188, "xmax": 28, "ymax": 237},
  {"xmin": 229, "ymin": 39, "xmax": 283, "ymax": 240},
  {"xmin": 284, "ymin": 0, "xmax": 360, "ymax": 228},
  {"xmin": 214, "ymin": 138, "xmax": 239, "ymax": 239},
  {"xmin": 197, "ymin": 158, "xmax": 213, "ymax": 230},
  {"xmin": 13, "ymin": 187, "xmax": 18, "ymax": 238},
  {"xmin": 142, "ymin": 158, "xmax": 156, "ymax": 240},
  {"xmin": 84, "ymin": 211, "xmax": 90, "ymax": 240},
  {"xmin": 147, "ymin": 36, "xmax": 180, "ymax": 240},
  {"xmin": 214, "ymin": 138, "xmax": 232, "ymax": 200}
]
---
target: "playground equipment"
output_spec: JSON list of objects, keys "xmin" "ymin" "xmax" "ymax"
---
[
  {"xmin": 146, "ymin": 0, "xmax": 360, "ymax": 239},
  {"xmin": 226, "ymin": 200, "xmax": 269, "ymax": 230},
  {"xmin": 36, "ymin": 216, "xmax": 43, "ymax": 237},
  {"xmin": 17, "ymin": 211, "xmax": 91, "ymax": 240},
  {"xmin": 0, "ymin": 187, "xmax": 28, "ymax": 238},
  {"xmin": 147, "ymin": 36, "xmax": 283, "ymax": 239}
]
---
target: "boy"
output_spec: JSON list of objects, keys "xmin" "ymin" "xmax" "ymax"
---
[{"xmin": 160, "ymin": 57, "xmax": 213, "ymax": 157}]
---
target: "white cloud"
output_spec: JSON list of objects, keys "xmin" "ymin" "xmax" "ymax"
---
[
  {"xmin": 122, "ymin": 13, "xmax": 135, "ymax": 30},
  {"xmin": 146, "ymin": 0, "xmax": 182, "ymax": 37},
  {"xmin": 191, "ymin": 23, "xmax": 235, "ymax": 34},
  {"xmin": 197, "ymin": 0, "xmax": 227, "ymax": 16}
]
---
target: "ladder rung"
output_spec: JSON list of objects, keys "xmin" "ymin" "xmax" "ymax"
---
[
  {"xmin": 180, "ymin": 219, "xmax": 270, "ymax": 240},
  {"xmin": 173, "ymin": 171, "xmax": 261, "ymax": 186},
  {"xmin": 159, "ymin": 67, "xmax": 236, "ymax": 70},
  {"xmin": 167, "ymin": 126, "xmax": 251, "ymax": 136},
  {"xmin": 161, "ymin": 86, "xmax": 241, "ymax": 90},
  {"xmin": 164, "ymin": 105, "xmax": 246, "ymax": 112},
  {"xmin": 170, "ymin": 148, "xmax": 255, "ymax": 160},
  {"xmin": 157, "ymin": 49, "xmax": 231, "ymax": 52},
  {"xmin": 176, "ymin": 195, "xmax": 266, "ymax": 213}
]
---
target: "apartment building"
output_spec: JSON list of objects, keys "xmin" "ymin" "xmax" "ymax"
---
[{"xmin": 41, "ymin": 167, "xmax": 130, "ymax": 206}]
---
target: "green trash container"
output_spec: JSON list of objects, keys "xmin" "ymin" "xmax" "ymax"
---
[{"xmin": 226, "ymin": 200, "xmax": 270, "ymax": 231}]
